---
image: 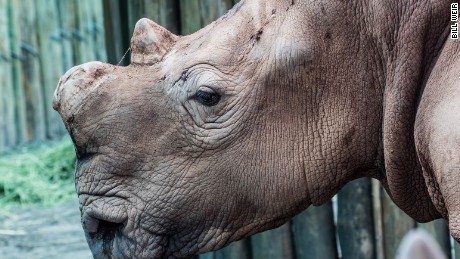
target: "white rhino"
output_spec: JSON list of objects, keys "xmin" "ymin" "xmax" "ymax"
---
[{"xmin": 53, "ymin": 0, "xmax": 459, "ymax": 258}]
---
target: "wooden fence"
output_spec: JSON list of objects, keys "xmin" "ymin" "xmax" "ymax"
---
[
  {"xmin": 0, "ymin": 0, "xmax": 458, "ymax": 258},
  {"xmin": 0, "ymin": 0, "xmax": 106, "ymax": 152}
]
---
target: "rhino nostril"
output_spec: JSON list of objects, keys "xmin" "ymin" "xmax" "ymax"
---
[
  {"xmin": 85, "ymin": 215, "xmax": 124, "ymax": 242},
  {"xmin": 84, "ymin": 215, "xmax": 125, "ymax": 257},
  {"xmin": 98, "ymin": 219, "xmax": 123, "ymax": 241},
  {"xmin": 82, "ymin": 209, "xmax": 128, "ymax": 257}
]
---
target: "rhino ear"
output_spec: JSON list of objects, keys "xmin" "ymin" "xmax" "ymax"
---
[{"xmin": 130, "ymin": 18, "xmax": 178, "ymax": 65}]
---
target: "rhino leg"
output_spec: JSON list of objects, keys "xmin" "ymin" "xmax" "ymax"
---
[{"xmin": 415, "ymin": 39, "xmax": 460, "ymax": 241}]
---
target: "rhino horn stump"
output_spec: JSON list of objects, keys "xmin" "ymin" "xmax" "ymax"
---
[
  {"xmin": 53, "ymin": 61, "xmax": 114, "ymax": 128},
  {"xmin": 130, "ymin": 18, "xmax": 178, "ymax": 65}
]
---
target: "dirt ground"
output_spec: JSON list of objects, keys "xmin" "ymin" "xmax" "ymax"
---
[{"xmin": 0, "ymin": 200, "xmax": 92, "ymax": 259}]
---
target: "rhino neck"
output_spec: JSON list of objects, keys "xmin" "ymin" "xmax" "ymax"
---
[
  {"xmin": 371, "ymin": 0, "xmax": 451, "ymax": 221},
  {"xmin": 295, "ymin": 0, "xmax": 451, "ymax": 220}
]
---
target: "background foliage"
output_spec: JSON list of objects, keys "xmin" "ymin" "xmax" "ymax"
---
[{"xmin": 0, "ymin": 137, "xmax": 75, "ymax": 210}]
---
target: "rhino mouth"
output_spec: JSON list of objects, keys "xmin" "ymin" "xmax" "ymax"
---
[{"xmin": 83, "ymin": 211, "xmax": 127, "ymax": 258}]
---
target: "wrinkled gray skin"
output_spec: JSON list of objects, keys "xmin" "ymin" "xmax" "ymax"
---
[{"xmin": 53, "ymin": 0, "xmax": 459, "ymax": 258}]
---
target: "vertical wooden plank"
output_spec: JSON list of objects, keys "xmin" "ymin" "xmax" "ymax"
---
[
  {"xmin": 144, "ymin": 0, "xmax": 179, "ymax": 33},
  {"xmin": 36, "ymin": 0, "xmax": 65, "ymax": 138},
  {"xmin": 118, "ymin": 0, "xmax": 131, "ymax": 65},
  {"xmin": 0, "ymin": 0, "xmax": 5, "ymax": 151},
  {"xmin": 8, "ymin": 0, "xmax": 28, "ymax": 143},
  {"xmin": 199, "ymin": 253, "xmax": 214, "ymax": 259},
  {"xmin": 251, "ymin": 223, "xmax": 295, "ymax": 259},
  {"xmin": 74, "ymin": 0, "xmax": 96, "ymax": 64},
  {"xmin": 200, "ymin": 239, "xmax": 251, "ymax": 259},
  {"xmin": 148, "ymin": 0, "xmax": 167, "ymax": 25},
  {"xmin": 127, "ymin": 0, "xmax": 144, "ymax": 35},
  {"xmin": 102, "ymin": 0, "xmax": 122, "ymax": 65},
  {"xmin": 382, "ymin": 187, "xmax": 416, "ymax": 259},
  {"xmin": 179, "ymin": 0, "xmax": 232, "ymax": 35},
  {"xmin": 0, "ymin": 0, "xmax": 16, "ymax": 150},
  {"xmin": 83, "ymin": 0, "xmax": 97, "ymax": 61},
  {"xmin": 418, "ymin": 219, "xmax": 451, "ymax": 258},
  {"xmin": 73, "ymin": 0, "xmax": 88, "ymax": 63},
  {"xmin": 0, "ymin": 59, "xmax": 3, "ymax": 151},
  {"xmin": 199, "ymin": 0, "xmax": 233, "ymax": 25},
  {"xmin": 291, "ymin": 202, "xmax": 338, "ymax": 259},
  {"xmin": 179, "ymin": 0, "xmax": 202, "ymax": 35},
  {"xmin": 18, "ymin": 0, "xmax": 47, "ymax": 141},
  {"xmin": 91, "ymin": 0, "xmax": 107, "ymax": 62},
  {"xmin": 103, "ymin": 0, "xmax": 130, "ymax": 65},
  {"xmin": 214, "ymin": 239, "xmax": 252, "ymax": 259},
  {"xmin": 56, "ymin": 0, "xmax": 107, "ymax": 66},
  {"xmin": 128, "ymin": 0, "xmax": 180, "ymax": 36},
  {"xmin": 73, "ymin": 0, "xmax": 83, "ymax": 64},
  {"xmin": 452, "ymin": 239, "xmax": 460, "ymax": 259},
  {"xmin": 56, "ymin": 0, "xmax": 76, "ymax": 71},
  {"xmin": 0, "ymin": 94, "xmax": 3, "ymax": 152},
  {"xmin": 372, "ymin": 179, "xmax": 385, "ymax": 259},
  {"xmin": 337, "ymin": 178, "xmax": 375, "ymax": 259}
]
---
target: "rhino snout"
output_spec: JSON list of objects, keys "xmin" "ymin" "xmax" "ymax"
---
[{"xmin": 53, "ymin": 61, "xmax": 115, "ymax": 127}]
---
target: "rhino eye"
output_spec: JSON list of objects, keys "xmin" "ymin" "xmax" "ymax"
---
[{"xmin": 195, "ymin": 89, "xmax": 221, "ymax": 106}]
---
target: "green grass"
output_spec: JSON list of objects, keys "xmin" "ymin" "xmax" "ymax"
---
[{"xmin": 0, "ymin": 136, "xmax": 77, "ymax": 210}]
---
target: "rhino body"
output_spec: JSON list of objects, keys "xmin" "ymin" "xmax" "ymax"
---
[{"xmin": 53, "ymin": 0, "xmax": 459, "ymax": 258}]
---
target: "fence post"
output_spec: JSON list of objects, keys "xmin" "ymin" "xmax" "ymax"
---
[
  {"xmin": 8, "ymin": 0, "xmax": 28, "ymax": 143},
  {"xmin": 127, "ymin": 0, "xmax": 144, "ymax": 36},
  {"xmin": 198, "ymin": 0, "xmax": 234, "ymax": 26},
  {"xmin": 199, "ymin": 239, "xmax": 252, "ymax": 259},
  {"xmin": 214, "ymin": 239, "xmax": 252, "ymax": 259},
  {"xmin": 455, "ymin": 241, "xmax": 460, "ymax": 258},
  {"xmin": 0, "ymin": 0, "xmax": 5, "ymax": 151},
  {"xmin": 102, "ymin": 0, "xmax": 130, "ymax": 66},
  {"xmin": 18, "ymin": 0, "xmax": 47, "ymax": 141},
  {"xmin": 179, "ymin": 0, "xmax": 234, "ymax": 35},
  {"xmin": 56, "ymin": 0, "xmax": 76, "ymax": 71},
  {"xmin": 0, "ymin": 0, "xmax": 16, "ymax": 150},
  {"xmin": 74, "ymin": 0, "xmax": 92, "ymax": 64},
  {"xmin": 337, "ymin": 178, "xmax": 375, "ymax": 259},
  {"xmin": 291, "ymin": 201, "xmax": 338, "ymax": 259},
  {"xmin": 251, "ymin": 223, "xmax": 295, "ymax": 259},
  {"xmin": 179, "ymin": 0, "xmax": 201, "ymax": 35},
  {"xmin": 127, "ymin": 0, "xmax": 180, "ymax": 39},
  {"xmin": 372, "ymin": 179, "xmax": 385, "ymax": 259},
  {"xmin": 382, "ymin": 187, "xmax": 416, "ymax": 259},
  {"xmin": 91, "ymin": 0, "xmax": 107, "ymax": 62},
  {"xmin": 36, "ymin": 0, "xmax": 65, "ymax": 139}
]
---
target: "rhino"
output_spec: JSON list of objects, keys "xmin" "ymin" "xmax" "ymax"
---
[{"xmin": 53, "ymin": 0, "xmax": 458, "ymax": 258}]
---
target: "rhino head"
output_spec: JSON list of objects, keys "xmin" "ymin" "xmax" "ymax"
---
[{"xmin": 53, "ymin": 0, "xmax": 457, "ymax": 258}]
